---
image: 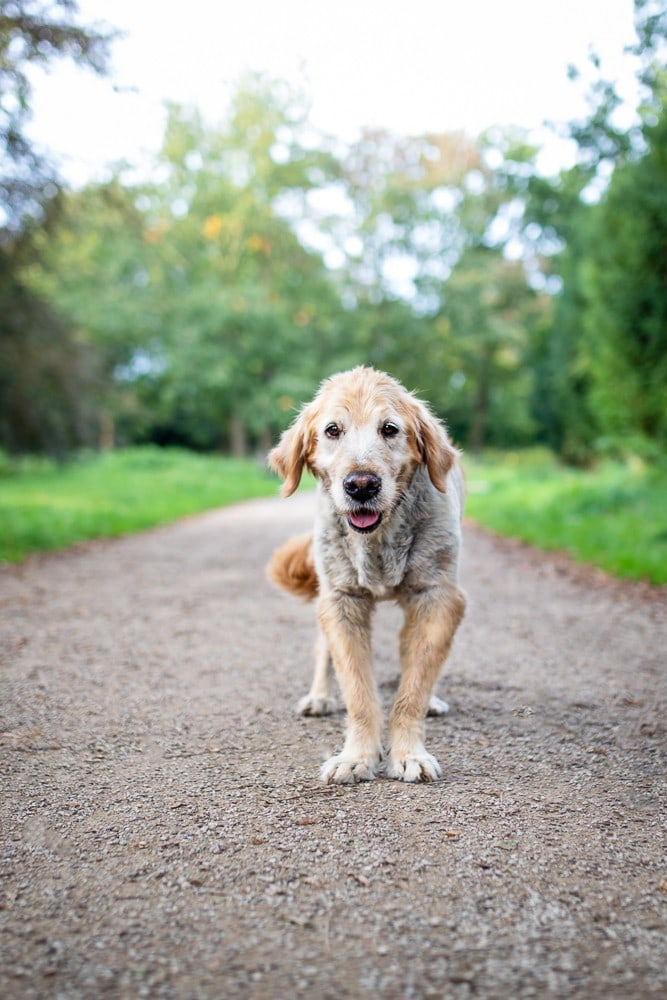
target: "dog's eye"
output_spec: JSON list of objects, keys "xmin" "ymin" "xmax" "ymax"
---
[
  {"xmin": 381, "ymin": 422, "xmax": 400, "ymax": 439},
  {"xmin": 324, "ymin": 423, "xmax": 341, "ymax": 440}
]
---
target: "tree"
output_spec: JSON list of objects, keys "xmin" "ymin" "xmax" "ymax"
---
[
  {"xmin": 0, "ymin": 0, "xmax": 114, "ymax": 232},
  {"xmin": 138, "ymin": 87, "xmax": 344, "ymax": 453},
  {"xmin": 578, "ymin": 1, "xmax": 667, "ymax": 452},
  {"xmin": 333, "ymin": 125, "xmax": 547, "ymax": 449},
  {"xmin": 523, "ymin": 167, "xmax": 600, "ymax": 461},
  {"xmin": 582, "ymin": 108, "xmax": 667, "ymax": 451},
  {"xmin": 436, "ymin": 247, "xmax": 544, "ymax": 450},
  {"xmin": 0, "ymin": 1, "xmax": 116, "ymax": 454},
  {"xmin": 0, "ymin": 238, "xmax": 100, "ymax": 454},
  {"xmin": 27, "ymin": 80, "xmax": 346, "ymax": 453},
  {"xmin": 26, "ymin": 178, "xmax": 159, "ymax": 445},
  {"xmin": 521, "ymin": 0, "xmax": 667, "ymax": 460}
]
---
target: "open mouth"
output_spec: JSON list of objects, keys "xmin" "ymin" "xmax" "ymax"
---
[{"xmin": 347, "ymin": 509, "xmax": 383, "ymax": 534}]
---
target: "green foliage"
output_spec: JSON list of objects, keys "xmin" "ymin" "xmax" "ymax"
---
[
  {"xmin": 0, "ymin": 0, "xmax": 115, "ymax": 231},
  {"xmin": 3, "ymin": 2, "xmax": 666, "ymax": 475},
  {"xmin": 0, "ymin": 446, "xmax": 278, "ymax": 562},
  {"xmin": 0, "ymin": 1, "xmax": 116, "ymax": 457},
  {"xmin": 465, "ymin": 450, "xmax": 667, "ymax": 585},
  {"xmin": 519, "ymin": 0, "xmax": 667, "ymax": 462},
  {"xmin": 0, "ymin": 238, "xmax": 102, "ymax": 455},
  {"xmin": 28, "ymin": 180, "xmax": 155, "ymax": 371},
  {"xmin": 432, "ymin": 247, "xmax": 542, "ymax": 449},
  {"xmin": 581, "ymin": 110, "xmax": 667, "ymax": 450},
  {"xmin": 27, "ymin": 85, "xmax": 349, "ymax": 453}
]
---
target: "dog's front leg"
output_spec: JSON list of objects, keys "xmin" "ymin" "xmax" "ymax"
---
[
  {"xmin": 387, "ymin": 585, "xmax": 466, "ymax": 782},
  {"xmin": 317, "ymin": 591, "xmax": 382, "ymax": 784}
]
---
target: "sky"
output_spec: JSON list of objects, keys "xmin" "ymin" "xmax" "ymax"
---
[{"xmin": 26, "ymin": 0, "xmax": 641, "ymax": 186}]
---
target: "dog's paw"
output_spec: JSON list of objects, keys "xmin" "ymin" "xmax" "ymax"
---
[
  {"xmin": 385, "ymin": 747, "xmax": 442, "ymax": 783},
  {"xmin": 298, "ymin": 694, "xmax": 336, "ymax": 716},
  {"xmin": 321, "ymin": 751, "xmax": 380, "ymax": 784},
  {"xmin": 427, "ymin": 695, "xmax": 450, "ymax": 716}
]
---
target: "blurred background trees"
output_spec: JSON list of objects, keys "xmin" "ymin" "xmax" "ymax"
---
[
  {"xmin": 1, "ymin": 0, "xmax": 665, "ymax": 461},
  {"xmin": 522, "ymin": 0, "xmax": 667, "ymax": 461},
  {"xmin": 0, "ymin": 0, "xmax": 115, "ymax": 454}
]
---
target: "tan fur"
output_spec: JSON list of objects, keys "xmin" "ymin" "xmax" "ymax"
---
[
  {"xmin": 268, "ymin": 367, "xmax": 466, "ymax": 784},
  {"xmin": 267, "ymin": 533, "xmax": 318, "ymax": 600}
]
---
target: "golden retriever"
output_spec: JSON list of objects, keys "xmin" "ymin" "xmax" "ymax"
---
[{"xmin": 267, "ymin": 367, "xmax": 466, "ymax": 784}]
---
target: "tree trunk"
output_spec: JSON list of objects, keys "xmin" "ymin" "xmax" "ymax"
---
[
  {"xmin": 99, "ymin": 410, "xmax": 115, "ymax": 450},
  {"xmin": 258, "ymin": 426, "xmax": 272, "ymax": 455},
  {"xmin": 230, "ymin": 412, "xmax": 247, "ymax": 457},
  {"xmin": 470, "ymin": 351, "xmax": 491, "ymax": 451}
]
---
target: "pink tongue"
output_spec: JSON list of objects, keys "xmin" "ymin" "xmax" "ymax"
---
[{"xmin": 349, "ymin": 510, "xmax": 380, "ymax": 529}]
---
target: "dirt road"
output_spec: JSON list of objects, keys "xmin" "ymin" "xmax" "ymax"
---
[{"xmin": 1, "ymin": 492, "xmax": 665, "ymax": 998}]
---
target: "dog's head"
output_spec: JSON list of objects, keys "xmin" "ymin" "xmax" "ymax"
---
[{"xmin": 269, "ymin": 367, "xmax": 457, "ymax": 535}]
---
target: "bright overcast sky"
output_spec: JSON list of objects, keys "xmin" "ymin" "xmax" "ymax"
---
[{"xmin": 27, "ymin": 0, "xmax": 640, "ymax": 185}]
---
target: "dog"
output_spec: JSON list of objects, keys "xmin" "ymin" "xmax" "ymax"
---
[{"xmin": 267, "ymin": 366, "xmax": 466, "ymax": 784}]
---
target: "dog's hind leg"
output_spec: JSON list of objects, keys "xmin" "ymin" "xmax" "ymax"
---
[
  {"xmin": 427, "ymin": 694, "xmax": 450, "ymax": 716},
  {"xmin": 386, "ymin": 585, "xmax": 466, "ymax": 782},
  {"xmin": 298, "ymin": 630, "xmax": 336, "ymax": 716}
]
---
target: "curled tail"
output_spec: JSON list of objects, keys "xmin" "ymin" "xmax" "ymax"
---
[{"xmin": 267, "ymin": 532, "xmax": 319, "ymax": 601}]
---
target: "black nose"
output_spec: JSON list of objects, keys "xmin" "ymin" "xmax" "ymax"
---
[{"xmin": 343, "ymin": 472, "xmax": 381, "ymax": 503}]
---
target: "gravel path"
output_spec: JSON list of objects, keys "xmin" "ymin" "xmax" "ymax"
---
[{"xmin": 1, "ymin": 493, "xmax": 665, "ymax": 998}]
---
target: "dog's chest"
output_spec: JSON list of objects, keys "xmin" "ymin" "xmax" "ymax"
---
[{"xmin": 347, "ymin": 532, "xmax": 411, "ymax": 597}]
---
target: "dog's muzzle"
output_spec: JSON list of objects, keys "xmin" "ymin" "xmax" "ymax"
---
[{"xmin": 343, "ymin": 472, "xmax": 383, "ymax": 533}]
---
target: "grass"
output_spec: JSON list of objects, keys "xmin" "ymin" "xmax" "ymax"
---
[
  {"xmin": 464, "ymin": 449, "xmax": 667, "ymax": 586},
  {"xmin": 1, "ymin": 445, "xmax": 665, "ymax": 585},
  {"xmin": 0, "ymin": 447, "xmax": 280, "ymax": 563}
]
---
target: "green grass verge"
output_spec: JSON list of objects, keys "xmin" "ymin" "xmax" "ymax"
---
[
  {"xmin": 464, "ymin": 449, "xmax": 667, "ymax": 585},
  {"xmin": 0, "ymin": 447, "xmax": 280, "ymax": 563},
  {"xmin": 2, "ymin": 446, "xmax": 665, "ymax": 585}
]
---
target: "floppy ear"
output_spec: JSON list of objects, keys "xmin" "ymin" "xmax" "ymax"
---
[
  {"xmin": 414, "ymin": 401, "xmax": 457, "ymax": 493},
  {"xmin": 268, "ymin": 409, "xmax": 311, "ymax": 497}
]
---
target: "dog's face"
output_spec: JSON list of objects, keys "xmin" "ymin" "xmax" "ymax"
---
[{"xmin": 269, "ymin": 367, "xmax": 457, "ymax": 534}]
